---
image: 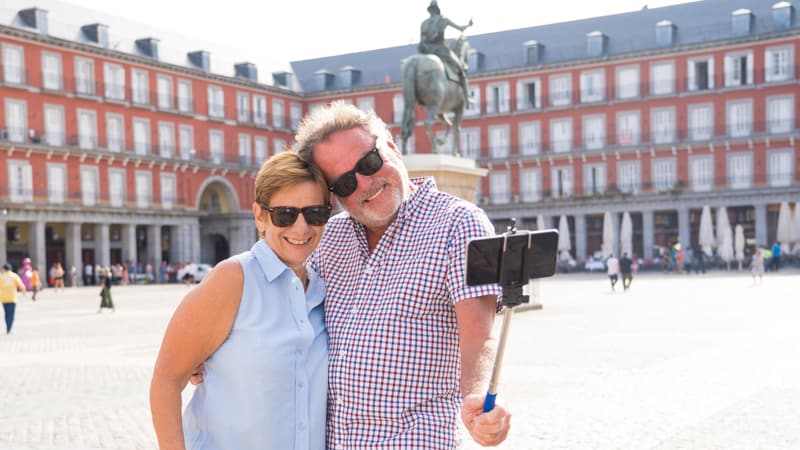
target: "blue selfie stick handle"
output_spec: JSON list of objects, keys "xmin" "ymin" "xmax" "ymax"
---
[{"xmin": 483, "ymin": 392, "xmax": 497, "ymax": 412}]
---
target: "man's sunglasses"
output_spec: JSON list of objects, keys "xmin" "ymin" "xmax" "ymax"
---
[
  {"xmin": 328, "ymin": 147, "xmax": 384, "ymax": 197},
  {"xmin": 260, "ymin": 204, "xmax": 332, "ymax": 227}
]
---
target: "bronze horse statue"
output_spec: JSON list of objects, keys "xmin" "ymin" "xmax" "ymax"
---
[{"xmin": 401, "ymin": 36, "xmax": 470, "ymax": 156}]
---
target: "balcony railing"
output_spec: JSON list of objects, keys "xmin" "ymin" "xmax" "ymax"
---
[{"xmin": 0, "ymin": 186, "xmax": 189, "ymax": 210}]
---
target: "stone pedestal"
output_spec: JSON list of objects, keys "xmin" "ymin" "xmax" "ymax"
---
[{"xmin": 403, "ymin": 154, "xmax": 487, "ymax": 204}]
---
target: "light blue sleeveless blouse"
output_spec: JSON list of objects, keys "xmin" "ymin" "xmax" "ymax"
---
[{"xmin": 183, "ymin": 240, "xmax": 327, "ymax": 450}]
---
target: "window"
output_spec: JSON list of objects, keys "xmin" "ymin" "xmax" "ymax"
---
[
  {"xmin": 520, "ymin": 168, "xmax": 541, "ymax": 202},
  {"xmin": 616, "ymin": 111, "xmax": 640, "ymax": 145},
  {"xmin": 651, "ymin": 158, "xmax": 676, "ymax": 190},
  {"xmin": 157, "ymin": 75, "xmax": 173, "ymax": 109},
  {"xmin": 764, "ymin": 46, "xmax": 794, "ymax": 82},
  {"xmin": 109, "ymin": 169, "xmax": 126, "ymax": 207},
  {"xmin": 47, "ymin": 164, "xmax": 66, "ymax": 204},
  {"xmin": 617, "ymin": 160, "xmax": 641, "ymax": 193},
  {"xmin": 726, "ymin": 100, "xmax": 752, "ymax": 138},
  {"xmin": 209, "ymin": 130, "xmax": 224, "ymax": 163},
  {"xmin": 41, "ymin": 52, "xmax": 62, "ymax": 90},
  {"xmin": 616, "ymin": 65, "xmax": 640, "ymax": 99},
  {"xmin": 177, "ymin": 79, "xmax": 192, "ymax": 113},
  {"xmin": 80, "ymin": 166, "xmax": 99, "ymax": 206},
  {"xmin": 7, "ymin": 160, "xmax": 33, "ymax": 202},
  {"xmin": 272, "ymin": 99, "xmax": 285, "ymax": 128},
  {"xmin": 357, "ymin": 97, "xmax": 375, "ymax": 113},
  {"xmin": 158, "ymin": 122, "xmax": 175, "ymax": 158},
  {"xmin": 2, "ymin": 43, "xmax": 24, "ymax": 84},
  {"xmin": 551, "ymin": 167, "xmax": 573, "ymax": 197},
  {"xmin": 516, "ymin": 77, "xmax": 542, "ymax": 110},
  {"xmin": 135, "ymin": 171, "xmax": 152, "ymax": 207},
  {"xmin": 179, "ymin": 125, "xmax": 194, "ymax": 160},
  {"xmin": 580, "ymin": 70, "xmax": 604, "ymax": 103},
  {"xmin": 254, "ymin": 136, "xmax": 268, "ymax": 165},
  {"xmin": 77, "ymin": 109, "xmax": 97, "ymax": 150},
  {"xmin": 489, "ymin": 170, "xmax": 510, "ymax": 204},
  {"xmin": 583, "ymin": 115, "xmax": 605, "ymax": 150},
  {"xmin": 519, "ymin": 121, "xmax": 540, "ymax": 156},
  {"xmin": 767, "ymin": 96, "xmax": 794, "ymax": 134},
  {"xmin": 550, "ymin": 118, "xmax": 572, "ymax": 153},
  {"xmin": 253, "ymin": 95, "xmax": 267, "ymax": 126},
  {"xmin": 464, "ymin": 86, "xmax": 481, "ymax": 117},
  {"xmin": 208, "ymin": 85, "xmax": 225, "ymax": 119},
  {"xmin": 273, "ymin": 138, "xmax": 287, "ymax": 154},
  {"xmin": 767, "ymin": 149, "xmax": 793, "ymax": 186},
  {"xmin": 237, "ymin": 92, "xmax": 250, "ymax": 122},
  {"xmin": 74, "ymin": 57, "xmax": 95, "ymax": 96},
  {"xmin": 238, "ymin": 134, "xmax": 251, "ymax": 165},
  {"xmin": 583, "ymin": 163, "xmax": 606, "ymax": 194},
  {"xmin": 290, "ymin": 102, "xmax": 302, "ymax": 130},
  {"xmin": 688, "ymin": 104, "xmax": 713, "ymax": 141},
  {"xmin": 44, "ymin": 105, "xmax": 65, "ymax": 147},
  {"xmin": 486, "ymin": 82, "xmax": 510, "ymax": 114},
  {"xmin": 651, "ymin": 107, "xmax": 675, "ymax": 144},
  {"xmin": 689, "ymin": 155, "xmax": 714, "ymax": 191},
  {"xmin": 104, "ymin": 63, "xmax": 125, "ymax": 100},
  {"xmin": 105, "ymin": 113, "xmax": 124, "ymax": 152},
  {"xmin": 132, "ymin": 69, "xmax": 149, "ymax": 105},
  {"xmin": 460, "ymin": 127, "xmax": 480, "ymax": 159},
  {"xmin": 724, "ymin": 51, "xmax": 753, "ymax": 87},
  {"xmin": 133, "ymin": 118, "xmax": 151, "ymax": 155},
  {"xmin": 549, "ymin": 74, "xmax": 572, "ymax": 106},
  {"xmin": 160, "ymin": 173, "xmax": 176, "ymax": 209},
  {"xmin": 650, "ymin": 61, "xmax": 674, "ymax": 95},
  {"xmin": 489, "ymin": 125, "xmax": 510, "ymax": 158},
  {"xmin": 392, "ymin": 94, "xmax": 404, "ymax": 123},
  {"xmin": 727, "ymin": 152, "xmax": 752, "ymax": 189},
  {"xmin": 4, "ymin": 98, "xmax": 27, "ymax": 142},
  {"xmin": 688, "ymin": 56, "xmax": 714, "ymax": 91}
]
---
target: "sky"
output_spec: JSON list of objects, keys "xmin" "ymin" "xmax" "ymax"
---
[{"xmin": 3, "ymin": 0, "xmax": 695, "ymax": 80}]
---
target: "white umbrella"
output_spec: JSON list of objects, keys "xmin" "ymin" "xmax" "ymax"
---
[
  {"xmin": 601, "ymin": 212, "xmax": 614, "ymax": 257},
  {"xmin": 717, "ymin": 207, "xmax": 734, "ymax": 269},
  {"xmin": 536, "ymin": 215, "xmax": 546, "ymax": 231},
  {"xmin": 698, "ymin": 206, "xmax": 715, "ymax": 257},
  {"xmin": 776, "ymin": 201, "xmax": 792, "ymax": 254},
  {"xmin": 557, "ymin": 215, "xmax": 571, "ymax": 261},
  {"xmin": 619, "ymin": 212, "xmax": 633, "ymax": 258},
  {"xmin": 792, "ymin": 203, "xmax": 800, "ymax": 255},
  {"xmin": 734, "ymin": 224, "xmax": 745, "ymax": 270}
]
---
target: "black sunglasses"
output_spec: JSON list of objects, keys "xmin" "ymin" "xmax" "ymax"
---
[
  {"xmin": 328, "ymin": 147, "xmax": 384, "ymax": 197},
  {"xmin": 260, "ymin": 204, "xmax": 332, "ymax": 227}
]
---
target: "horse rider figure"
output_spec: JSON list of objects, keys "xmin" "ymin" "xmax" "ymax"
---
[{"xmin": 418, "ymin": 1, "xmax": 472, "ymax": 104}]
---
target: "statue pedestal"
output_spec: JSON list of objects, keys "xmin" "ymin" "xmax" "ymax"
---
[{"xmin": 404, "ymin": 154, "xmax": 487, "ymax": 204}]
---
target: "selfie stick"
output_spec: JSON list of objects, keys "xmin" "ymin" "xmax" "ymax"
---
[{"xmin": 483, "ymin": 220, "xmax": 532, "ymax": 413}]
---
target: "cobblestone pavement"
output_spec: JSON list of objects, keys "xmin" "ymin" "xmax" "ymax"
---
[{"xmin": 0, "ymin": 270, "xmax": 798, "ymax": 449}]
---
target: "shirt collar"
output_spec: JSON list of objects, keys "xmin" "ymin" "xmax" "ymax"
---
[
  {"xmin": 251, "ymin": 239, "xmax": 291, "ymax": 282},
  {"xmin": 396, "ymin": 177, "xmax": 437, "ymax": 221}
]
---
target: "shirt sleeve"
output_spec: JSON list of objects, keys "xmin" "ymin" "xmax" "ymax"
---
[{"xmin": 446, "ymin": 205, "xmax": 502, "ymax": 306}]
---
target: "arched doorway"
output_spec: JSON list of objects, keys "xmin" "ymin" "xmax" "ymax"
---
[{"xmin": 195, "ymin": 177, "xmax": 243, "ymax": 264}]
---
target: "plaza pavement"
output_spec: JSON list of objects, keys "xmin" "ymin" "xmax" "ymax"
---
[{"xmin": 0, "ymin": 269, "xmax": 798, "ymax": 449}]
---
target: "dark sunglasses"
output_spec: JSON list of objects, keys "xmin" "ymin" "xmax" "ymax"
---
[
  {"xmin": 260, "ymin": 204, "xmax": 332, "ymax": 227},
  {"xmin": 328, "ymin": 147, "xmax": 384, "ymax": 197}
]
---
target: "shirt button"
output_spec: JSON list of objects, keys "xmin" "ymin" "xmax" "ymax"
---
[
  {"xmin": 336, "ymin": 397, "xmax": 344, "ymax": 405},
  {"xmin": 350, "ymin": 307, "xmax": 358, "ymax": 315},
  {"xmin": 364, "ymin": 266, "xmax": 373, "ymax": 274},
  {"xmin": 340, "ymin": 350, "xmax": 347, "ymax": 357},
  {"xmin": 298, "ymin": 381, "xmax": 305, "ymax": 389}
]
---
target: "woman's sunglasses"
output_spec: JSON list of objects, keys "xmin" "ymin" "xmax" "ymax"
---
[
  {"xmin": 328, "ymin": 147, "xmax": 384, "ymax": 197},
  {"xmin": 260, "ymin": 204, "xmax": 332, "ymax": 227}
]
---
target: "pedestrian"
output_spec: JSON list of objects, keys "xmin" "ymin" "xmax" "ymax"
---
[
  {"xmin": 53, "ymin": 263, "xmax": 65, "ymax": 292},
  {"xmin": 30, "ymin": 268, "xmax": 42, "ymax": 301},
  {"xmin": 770, "ymin": 241, "xmax": 781, "ymax": 271},
  {"xmin": 694, "ymin": 246, "xmax": 706, "ymax": 274},
  {"xmin": 620, "ymin": 252, "xmax": 634, "ymax": 290},
  {"xmin": 83, "ymin": 263, "xmax": 93, "ymax": 286},
  {"xmin": 606, "ymin": 253, "xmax": 620, "ymax": 291},
  {"xmin": 151, "ymin": 151, "xmax": 333, "ymax": 449},
  {"xmin": 751, "ymin": 248, "xmax": 765, "ymax": 284},
  {"xmin": 97, "ymin": 269, "xmax": 115, "ymax": 313},
  {"xmin": 70, "ymin": 264, "xmax": 77, "ymax": 287},
  {"xmin": 683, "ymin": 246, "xmax": 694, "ymax": 274},
  {"xmin": 1, "ymin": 263, "xmax": 26, "ymax": 334},
  {"xmin": 159, "ymin": 261, "xmax": 168, "ymax": 284}
]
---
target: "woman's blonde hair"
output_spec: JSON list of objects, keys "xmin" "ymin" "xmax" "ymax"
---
[{"xmin": 254, "ymin": 151, "xmax": 330, "ymax": 207}]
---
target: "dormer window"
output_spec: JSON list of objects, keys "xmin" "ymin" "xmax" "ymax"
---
[
  {"xmin": 523, "ymin": 40, "xmax": 543, "ymax": 65},
  {"xmin": 773, "ymin": 1, "xmax": 794, "ymax": 29},
  {"xmin": 732, "ymin": 9, "xmax": 753, "ymax": 36},
  {"xmin": 586, "ymin": 31, "xmax": 606, "ymax": 57},
  {"xmin": 656, "ymin": 20, "xmax": 675, "ymax": 47}
]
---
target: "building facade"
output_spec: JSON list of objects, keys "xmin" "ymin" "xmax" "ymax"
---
[{"xmin": 1, "ymin": 0, "xmax": 799, "ymax": 277}]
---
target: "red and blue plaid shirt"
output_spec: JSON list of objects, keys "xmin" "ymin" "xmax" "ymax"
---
[{"xmin": 313, "ymin": 178, "xmax": 500, "ymax": 449}]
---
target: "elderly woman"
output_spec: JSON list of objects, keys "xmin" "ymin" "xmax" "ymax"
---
[{"xmin": 150, "ymin": 151, "xmax": 331, "ymax": 450}]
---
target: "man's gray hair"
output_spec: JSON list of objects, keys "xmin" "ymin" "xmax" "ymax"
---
[{"xmin": 293, "ymin": 100, "xmax": 390, "ymax": 163}]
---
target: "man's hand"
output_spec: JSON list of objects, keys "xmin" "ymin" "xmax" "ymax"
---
[
  {"xmin": 461, "ymin": 393, "xmax": 511, "ymax": 447},
  {"xmin": 189, "ymin": 363, "xmax": 205, "ymax": 385}
]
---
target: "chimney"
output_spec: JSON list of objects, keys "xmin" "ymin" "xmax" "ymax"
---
[
  {"xmin": 586, "ymin": 31, "xmax": 607, "ymax": 57},
  {"xmin": 773, "ymin": 1, "xmax": 794, "ymax": 29},
  {"xmin": 234, "ymin": 62, "xmax": 258, "ymax": 82},
  {"xmin": 339, "ymin": 66, "xmax": 361, "ymax": 88},
  {"xmin": 314, "ymin": 69, "xmax": 335, "ymax": 90},
  {"xmin": 81, "ymin": 23, "xmax": 109, "ymax": 48},
  {"xmin": 656, "ymin": 20, "xmax": 676, "ymax": 47},
  {"xmin": 135, "ymin": 38, "xmax": 160, "ymax": 60},
  {"xmin": 523, "ymin": 40, "xmax": 544, "ymax": 65},
  {"xmin": 188, "ymin": 51, "xmax": 210, "ymax": 72},
  {"xmin": 467, "ymin": 48, "xmax": 483, "ymax": 72},
  {"xmin": 17, "ymin": 8, "xmax": 48, "ymax": 35},
  {"xmin": 732, "ymin": 8, "xmax": 754, "ymax": 36}
]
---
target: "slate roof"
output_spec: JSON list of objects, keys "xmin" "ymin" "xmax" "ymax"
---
[{"xmin": 290, "ymin": 0, "xmax": 797, "ymax": 93}]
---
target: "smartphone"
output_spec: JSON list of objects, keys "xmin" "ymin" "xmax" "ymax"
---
[{"xmin": 465, "ymin": 229, "xmax": 559, "ymax": 286}]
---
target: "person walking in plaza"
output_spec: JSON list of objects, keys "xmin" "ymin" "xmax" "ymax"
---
[
  {"xmin": 53, "ymin": 263, "xmax": 65, "ymax": 292},
  {"xmin": 83, "ymin": 263, "xmax": 93, "ymax": 286},
  {"xmin": 606, "ymin": 253, "xmax": 620, "ymax": 291},
  {"xmin": 694, "ymin": 245, "xmax": 707, "ymax": 274},
  {"xmin": 751, "ymin": 248, "xmax": 765, "ymax": 284},
  {"xmin": 770, "ymin": 241, "xmax": 781, "ymax": 272},
  {"xmin": 150, "ymin": 151, "xmax": 332, "ymax": 450},
  {"xmin": 619, "ymin": 252, "xmax": 634, "ymax": 291},
  {"xmin": 97, "ymin": 268, "xmax": 115, "ymax": 313},
  {"xmin": 69, "ymin": 264, "xmax": 77, "ymax": 287},
  {"xmin": 30, "ymin": 268, "xmax": 42, "ymax": 301},
  {"xmin": 1, "ymin": 263, "xmax": 26, "ymax": 334}
]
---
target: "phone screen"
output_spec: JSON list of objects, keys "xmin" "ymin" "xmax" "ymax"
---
[{"xmin": 465, "ymin": 229, "xmax": 559, "ymax": 286}]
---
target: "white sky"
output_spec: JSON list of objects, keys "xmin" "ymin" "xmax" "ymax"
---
[{"xmin": 4, "ymin": 0, "xmax": 694, "ymax": 79}]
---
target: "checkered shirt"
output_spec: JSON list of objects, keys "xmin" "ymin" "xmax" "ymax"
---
[{"xmin": 313, "ymin": 177, "xmax": 501, "ymax": 449}]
